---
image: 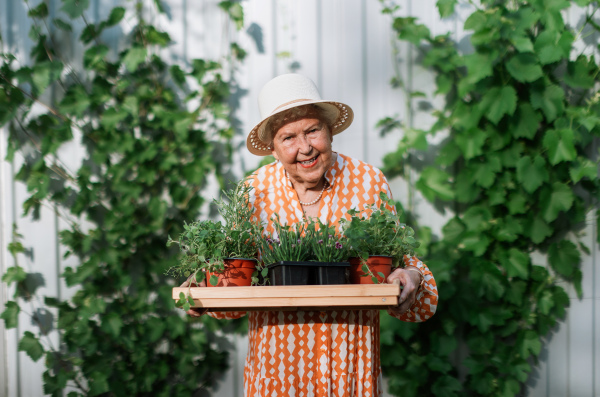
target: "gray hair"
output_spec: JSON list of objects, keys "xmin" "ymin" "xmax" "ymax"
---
[{"xmin": 266, "ymin": 104, "xmax": 331, "ymax": 144}]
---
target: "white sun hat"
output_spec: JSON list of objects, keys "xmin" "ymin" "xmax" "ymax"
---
[{"xmin": 246, "ymin": 73, "xmax": 354, "ymax": 156}]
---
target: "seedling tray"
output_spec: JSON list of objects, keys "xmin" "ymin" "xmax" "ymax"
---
[
  {"xmin": 266, "ymin": 261, "xmax": 350, "ymax": 285},
  {"xmin": 172, "ymin": 284, "xmax": 400, "ymax": 312}
]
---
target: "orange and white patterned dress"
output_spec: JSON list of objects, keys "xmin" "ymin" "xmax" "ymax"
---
[{"xmin": 211, "ymin": 153, "xmax": 438, "ymax": 397}]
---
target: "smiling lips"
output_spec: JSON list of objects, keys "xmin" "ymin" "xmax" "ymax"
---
[{"xmin": 298, "ymin": 154, "xmax": 319, "ymax": 168}]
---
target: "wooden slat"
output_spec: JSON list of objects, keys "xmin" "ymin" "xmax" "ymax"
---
[{"xmin": 173, "ymin": 284, "xmax": 400, "ymax": 311}]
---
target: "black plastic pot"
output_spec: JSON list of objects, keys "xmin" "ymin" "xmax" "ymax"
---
[{"xmin": 266, "ymin": 261, "xmax": 350, "ymax": 285}]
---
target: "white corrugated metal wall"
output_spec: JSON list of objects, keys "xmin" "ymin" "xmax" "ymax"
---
[{"xmin": 0, "ymin": 1, "xmax": 598, "ymax": 396}]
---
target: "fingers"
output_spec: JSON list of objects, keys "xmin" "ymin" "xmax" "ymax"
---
[
  {"xmin": 185, "ymin": 308, "xmax": 207, "ymax": 317},
  {"xmin": 179, "ymin": 274, "xmax": 206, "ymax": 288},
  {"xmin": 387, "ymin": 268, "xmax": 418, "ymax": 314}
]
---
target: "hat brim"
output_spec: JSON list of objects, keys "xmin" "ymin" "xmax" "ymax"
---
[{"xmin": 246, "ymin": 100, "xmax": 354, "ymax": 156}]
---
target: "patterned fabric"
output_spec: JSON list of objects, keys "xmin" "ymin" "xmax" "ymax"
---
[{"xmin": 209, "ymin": 153, "xmax": 438, "ymax": 396}]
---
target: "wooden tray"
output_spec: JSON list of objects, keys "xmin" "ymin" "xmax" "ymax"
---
[{"xmin": 172, "ymin": 284, "xmax": 400, "ymax": 312}]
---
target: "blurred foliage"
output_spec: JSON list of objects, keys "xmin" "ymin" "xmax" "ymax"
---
[
  {"xmin": 379, "ymin": 0, "xmax": 600, "ymax": 396},
  {"xmin": 1, "ymin": 0, "xmax": 246, "ymax": 395}
]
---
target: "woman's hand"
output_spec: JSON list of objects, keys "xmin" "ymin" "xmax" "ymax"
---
[
  {"xmin": 180, "ymin": 275, "xmax": 208, "ymax": 318},
  {"xmin": 386, "ymin": 267, "xmax": 422, "ymax": 315}
]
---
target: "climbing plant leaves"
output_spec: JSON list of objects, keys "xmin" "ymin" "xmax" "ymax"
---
[
  {"xmin": 1, "ymin": 1, "xmax": 246, "ymax": 395},
  {"xmin": 379, "ymin": 0, "xmax": 599, "ymax": 395}
]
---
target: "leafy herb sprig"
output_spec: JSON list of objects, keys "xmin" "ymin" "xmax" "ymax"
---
[
  {"xmin": 305, "ymin": 218, "xmax": 351, "ymax": 263},
  {"xmin": 167, "ymin": 179, "xmax": 262, "ymax": 286},
  {"xmin": 259, "ymin": 214, "xmax": 311, "ymax": 265},
  {"xmin": 341, "ymin": 192, "xmax": 419, "ymax": 268}
]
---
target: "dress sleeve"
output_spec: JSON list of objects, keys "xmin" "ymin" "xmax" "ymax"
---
[{"xmin": 387, "ymin": 255, "xmax": 438, "ymax": 322}]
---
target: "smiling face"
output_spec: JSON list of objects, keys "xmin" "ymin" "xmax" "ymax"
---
[{"xmin": 271, "ymin": 117, "xmax": 334, "ymax": 190}]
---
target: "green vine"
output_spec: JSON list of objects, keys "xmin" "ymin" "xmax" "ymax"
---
[
  {"xmin": 1, "ymin": 0, "xmax": 246, "ymax": 395},
  {"xmin": 379, "ymin": 0, "xmax": 600, "ymax": 396}
]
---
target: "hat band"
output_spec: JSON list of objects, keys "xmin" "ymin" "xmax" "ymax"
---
[{"xmin": 271, "ymin": 98, "xmax": 312, "ymax": 114}]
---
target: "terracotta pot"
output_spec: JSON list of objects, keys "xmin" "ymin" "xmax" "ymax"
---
[
  {"xmin": 349, "ymin": 256, "xmax": 392, "ymax": 284},
  {"xmin": 206, "ymin": 258, "xmax": 257, "ymax": 287}
]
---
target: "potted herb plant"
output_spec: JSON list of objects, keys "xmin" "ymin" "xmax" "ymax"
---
[
  {"xmin": 167, "ymin": 179, "xmax": 262, "ymax": 287},
  {"xmin": 259, "ymin": 216, "xmax": 351, "ymax": 285},
  {"xmin": 305, "ymin": 218, "xmax": 351, "ymax": 284},
  {"xmin": 259, "ymin": 215, "xmax": 312, "ymax": 285},
  {"xmin": 340, "ymin": 192, "xmax": 419, "ymax": 284}
]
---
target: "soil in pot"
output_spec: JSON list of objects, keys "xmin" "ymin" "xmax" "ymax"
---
[
  {"xmin": 206, "ymin": 258, "xmax": 257, "ymax": 287},
  {"xmin": 349, "ymin": 256, "xmax": 392, "ymax": 284}
]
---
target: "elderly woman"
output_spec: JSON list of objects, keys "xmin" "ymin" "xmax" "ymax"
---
[{"xmin": 186, "ymin": 74, "xmax": 438, "ymax": 396}]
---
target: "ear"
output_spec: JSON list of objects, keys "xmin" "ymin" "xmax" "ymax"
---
[{"xmin": 271, "ymin": 146, "xmax": 279, "ymax": 160}]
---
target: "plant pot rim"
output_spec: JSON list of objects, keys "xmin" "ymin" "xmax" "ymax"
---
[
  {"xmin": 350, "ymin": 255, "xmax": 392, "ymax": 258},
  {"xmin": 266, "ymin": 261, "xmax": 350, "ymax": 268},
  {"xmin": 223, "ymin": 257, "xmax": 258, "ymax": 261}
]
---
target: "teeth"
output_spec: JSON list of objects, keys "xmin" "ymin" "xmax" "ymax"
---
[{"xmin": 300, "ymin": 157, "xmax": 316, "ymax": 164}]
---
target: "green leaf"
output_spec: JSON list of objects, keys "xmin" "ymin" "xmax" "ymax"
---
[
  {"xmin": 548, "ymin": 240, "xmax": 580, "ymax": 277},
  {"xmin": 500, "ymin": 379, "xmax": 520, "ymax": 397},
  {"xmin": 511, "ymin": 35, "xmax": 534, "ymax": 52},
  {"xmin": 506, "ymin": 280, "xmax": 527, "ymax": 305},
  {"xmin": 511, "ymin": 103, "xmax": 541, "ymax": 139},
  {"xmin": 2, "ymin": 265, "xmax": 27, "ymax": 284},
  {"xmin": 479, "ymin": 86, "xmax": 517, "ymax": 124},
  {"xmin": 416, "ymin": 167, "xmax": 454, "ymax": 201},
  {"xmin": 542, "ymin": 129, "xmax": 576, "ymax": 165},
  {"xmin": 52, "ymin": 18, "xmax": 73, "ymax": 32},
  {"xmin": 463, "ymin": 53, "xmax": 493, "ymax": 85},
  {"xmin": 31, "ymin": 61, "xmax": 64, "ymax": 95},
  {"xmin": 472, "ymin": 155, "xmax": 502, "ymax": 188},
  {"xmin": 460, "ymin": 232, "xmax": 491, "ymax": 256},
  {"xmin": 83, "ymin": 45, "xmax": 109, "ymax": 69},
  {"xmin": 569, "ymin": 158, "xmax": 598, "ymax": 183},
  {"xmin": 516, "ymin": 155, "xmax": 549, "ymax": 193},
  {"xmin": 28, "ymin": 3, "xmax": 49, "ymax": 18},
  {"xmin": 89, "ymin": 371, "xmax": 109, "ymax": 396},
  {"xmin": 518, "ymin": 330, "xmax": 542, "ymax": 358},
  {"xmin": 105, "ymin": 7, "xmax": 126, "ymax": 27},
  {"xmin": 18, "ymin": 331, "xmax": 44, "ymax": 361},
  {"xmin": 531, "ymin": 84, "xmax": 565, "ymax": 122},
  {"xmin": 564, "ymin": 56, "xmax": 596, "ymax": 89},
  {"xmin": 122, "ymin": 47, "xmax": 147, "ymax": 72},
  {"xmin": 494, "ymin": 217, "xmax": 523, "ymax": 242},
  {"xmin": 525, "ymin": 216, "xmax": 553, "ymax": 244},
  {"xmin": 100, "ymin": 312, "xmax": 123, "ymax": 337},
  {"xmin": 506, "ymin": 53, "xmax": 543, "ymax": 82},
  {"xmin": 540, "ymin": 182, "xmax": 574, "ymax": 223},
  {"xmin": 534, "ymin": 30, "xmax": 572, "ymax": 64},
  {"xmin": 455, "ymin": 128, "xmax": 486, "ymax": 160},
  {"xmin": 60, "ymin": 0, "xmax": 90, "ymax": 19},
  {"xmin": 392, "ymin": 17, "xmax": 431, "ymax": 45},
  {"xmin": 501, "ymin": 248, "xmax": 529, "ymax": 279},
  {"xmin": 507, "ymin": 192, "xmax": 527, "ymax": 215},
  {"xmin": 431, "ymin": 375, "xmax": 462, "ymax": 397},
  {"xmin": 537, "ymin": 289, "xmax": 555, "ymax": 315},
  {"xmin": 436, "ymin": 0, "xmax": 457, "ymax": 17},
  {"xmin": 1, "ymin": 301, "xmax": 20, "ymax": 328},
  {"xmin": 100, "ymin": 108, "xmax": 128, "ymax": 130},
  {"xmin": 442, "ymin": 218, "xmax": 465, "ymax": 243}
]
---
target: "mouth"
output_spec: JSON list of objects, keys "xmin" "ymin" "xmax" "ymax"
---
[{"xmin": 298, "ymin": 154, "xmax": 319, "ymax": 168}]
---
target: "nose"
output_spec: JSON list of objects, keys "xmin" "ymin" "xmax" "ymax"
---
[{"xmin": 298, "ymin": 133, "xmax": 312, "ymax": 154}]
